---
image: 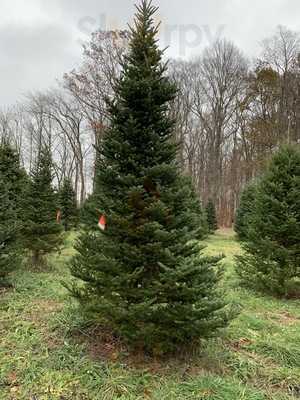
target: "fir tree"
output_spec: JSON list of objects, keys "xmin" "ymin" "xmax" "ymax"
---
[
  {"xmin": 0, "ymin": 181, "xmax": 19, "ymax": 286},
  {"xmin": 236, "ymin": 145, "xmax": 300, "ymax": 297},
  {"xmin": 205, "ymin": 199, "xmax": 218, "ymax": 233},
  {"xmin": 234, "ymin": 181, "xmax": 257, "ymax": 241},
  {"xmin": 0, "ymin": 142, "xmax": 27, "ymax": 286},
  {"xmin": 23, "ymin": 147, "xmax": 62, "ymax": 267},
  {"xmin": 68, "ymin": 0, "xmax": 232, "ymax": 351},
  {"xmin": 58, "ymin": 178, "xmax": 78, "ymax": 231}
]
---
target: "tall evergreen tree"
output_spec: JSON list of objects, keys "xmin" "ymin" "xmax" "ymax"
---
[
  {"xmin": 236, "ymin": 145, "xmax": 300, "ymax": 297},
  {"xmin": 58, "ymin": 178, "xmax": 78, "ymax": 231},
  {"xmin": 205, "ymin": 199, "xmax": 218, "ymax": 233},
  {"xmin": 234, "ymin": 181, "xmax": 257, "ymax": 241},
  {"xmin": 0, "ymin": 142, "xmax": 27, "ymax": 286},
  {"xmin": 68, "ymin": 0, "xmax": 232, "ymax": 351},
  {"xmin": 23, "ymin": 148, "xmax": 62, "ymax": 267}
]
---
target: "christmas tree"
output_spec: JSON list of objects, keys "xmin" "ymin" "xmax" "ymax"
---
[
  {"xmin": 23, "ymin": 147, "xmax": 62, "ymax": 267},
  {"xmin": 234, "ymin": 181, "xmax": 257, "ymax": 241},
  {"xmin": 205, "ymin": 199, "xmax": 218, "ymax": 233},
  {"xmin": 236, "ymin": 145, "xmax": 300, "ymax": 297},
  {"xmin": 0, "ymin": 181, "xmax": 19, "ymax": 286},
  {"xmin": 68, "ymin": 0, "xmax": 232, "ymax": 351},
  {"xmin": 58, "ymin": 178, "xmax": 78, "ymax": 231},
  {"xmin": 0, "ymin": 142, "xmax": 27, "ymax": 286}
]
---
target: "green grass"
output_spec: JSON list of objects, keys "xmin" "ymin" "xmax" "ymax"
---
[{"xmin": 1, "ymin": 230, "xmax": 300, "ymax": 399}]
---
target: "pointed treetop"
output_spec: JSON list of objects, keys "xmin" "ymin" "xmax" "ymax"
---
[{"xmin": 124, "ymin": 0, "xmax": 165, "ymax": 70}]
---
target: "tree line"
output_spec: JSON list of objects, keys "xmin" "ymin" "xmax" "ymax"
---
[{"xmin": 0, "ymin": 25, "xmax": 299, "ymax": 226}]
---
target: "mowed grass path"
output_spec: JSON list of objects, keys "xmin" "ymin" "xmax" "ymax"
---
[{"xmin": 1, "ymin": 231, "xmax": 300, "ymax": 399}]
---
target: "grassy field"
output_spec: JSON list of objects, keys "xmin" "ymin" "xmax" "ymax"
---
[{"xmin": 1, "ymin": 231, "xmax": 300, "ymax": 399}]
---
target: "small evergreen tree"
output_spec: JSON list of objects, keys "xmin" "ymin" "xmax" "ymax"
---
[
  {"xmin": 0, "ymin": 142, "xmax": 27, "ymax": 286},
  {"xmin": 205, "ymin": 199, "xmax": 218, "ymax": 233},
  {"xmin": 23, "ymin": 147, "xmax": 62, "ymax": 267},
  {"xmin": 236, "ymin": 145, "xmax": 300, "ymax": 297},
  {"xmin": 58, "ymin": 178, "xmax": 78, "ymax": 231},
  {"xmin": 234, "ymin": 182, "xmax": 257, "ymax": 241},
  {"xmin": 68, "ymin": 1, "xmax": 232, "ymax": 352},
  {"xmin": 0, "ymin": 181, "xmax": 19, "ymax": 286}
]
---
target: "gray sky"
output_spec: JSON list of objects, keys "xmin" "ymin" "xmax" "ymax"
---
[{"xmin": 0, "ymin": 0, "xmax": 299, "ymax": 107}]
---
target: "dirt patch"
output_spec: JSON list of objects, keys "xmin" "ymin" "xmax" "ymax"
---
[
  {"xmin": 27, "ymin": 299, "xmax": 63, "ymax": 322},
  {"xmin": 31, "ymin": 298, "xmax": 62, "ymax": 310},
  {"xmin": 71, "ymin": 326, "xmax": 228, "ymax": 377},
  {"xmin": 266, "ymin": 311, "xmax": 299, "ymax": 326},
  {"xmin": 229, "ymin": 337, "xmax": 253, "ymax": 351},
  {"xmin": 73, "ymin": 325, "xmax": 125, "ymax": 362}
]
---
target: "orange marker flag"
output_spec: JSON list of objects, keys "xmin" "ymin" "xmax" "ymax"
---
[{"xmin": 98, "ymin": 215, "xmax": 106, "ymax": 231}]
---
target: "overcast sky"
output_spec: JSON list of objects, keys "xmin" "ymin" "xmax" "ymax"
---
[{"xmin": 0, "ymin": 0, "xmax": 299, "ymax": 107}]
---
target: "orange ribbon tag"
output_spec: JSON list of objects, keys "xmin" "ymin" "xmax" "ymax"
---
[{"xmin": 98, "ymin": 215, "xmax": 106, "ymax": 230}]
